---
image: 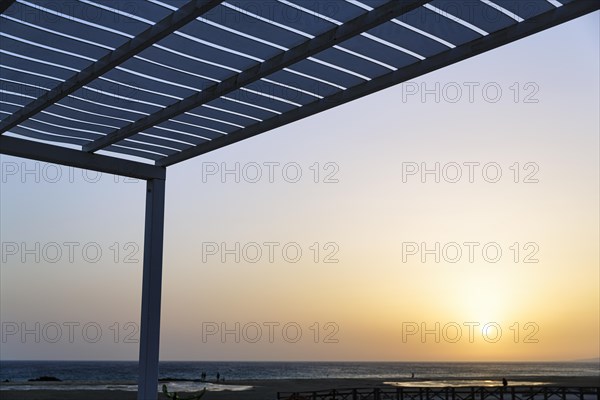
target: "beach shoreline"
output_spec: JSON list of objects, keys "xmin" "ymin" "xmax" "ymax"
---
[{"xmin": 2, "ymin": 376, "xmax": 599, "ymax": 400}]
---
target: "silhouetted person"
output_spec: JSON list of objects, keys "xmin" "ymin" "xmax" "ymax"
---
[
  {"xmin": 411, "ymin": 372, "xmax": 415, "ymax": 379},
  {"xmin": 502, "ymin": 378, "xmax": 508, "ymax": 387},
  {"xmin": 216, "ymin": 372, "xmax": 220, "ymax": 382}
]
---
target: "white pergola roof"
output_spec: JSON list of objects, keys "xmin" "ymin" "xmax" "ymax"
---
[{"xmin": 1, "ymin": 0, "xmax": 597, "ymax": 177}]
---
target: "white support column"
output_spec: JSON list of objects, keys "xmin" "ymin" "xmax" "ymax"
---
[{"xmin": 138, "ymin": 178, "xmax": 166, "ymax": 400}]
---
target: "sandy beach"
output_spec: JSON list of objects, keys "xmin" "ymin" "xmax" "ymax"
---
[{"xmin": 2, "ymin": 376, "xmax": 599, "ymax": 400}]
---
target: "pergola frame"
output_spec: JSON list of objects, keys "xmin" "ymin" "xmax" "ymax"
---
[
  {"xmin": 1, "ymin": 1, "xmax": 598, "ymax": 399},
  {"xmin": 0, "ymin": 136, "xmax": 167, "ymax": 400}
]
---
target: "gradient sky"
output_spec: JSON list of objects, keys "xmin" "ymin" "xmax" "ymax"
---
[{"xmin": 0, "ymin": 11, "xmax": 598, "ymax": 362}]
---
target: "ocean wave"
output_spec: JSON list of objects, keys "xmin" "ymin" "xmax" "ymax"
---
[{"xmin": 0, "ymin": 381, "xmax": 253, "ymax": 392}]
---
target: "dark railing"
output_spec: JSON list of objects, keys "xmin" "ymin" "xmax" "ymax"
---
[{"xmin": 278, "ymin": 387, "xmax": 600, "ymax": 400}]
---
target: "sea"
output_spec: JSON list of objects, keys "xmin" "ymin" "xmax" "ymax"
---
[{"xmin": 0, "ymin": 361, "xmax": 598, "ymax": 392}]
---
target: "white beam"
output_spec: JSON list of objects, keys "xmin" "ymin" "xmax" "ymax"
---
[
  {"xmin": 0, "ymin": 136, "xmax": 165, "ymax": 180},
  {"xmin": 138, "ymin": 178, "xmax": 166, "ymax": 400}
]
